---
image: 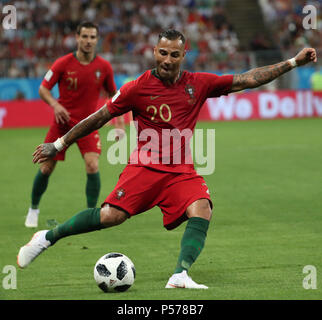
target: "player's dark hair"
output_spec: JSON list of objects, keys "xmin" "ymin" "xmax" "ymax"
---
[
  {"xmin": 76, "ymin": 21, "xmax": 99, "ymax": 35},
  {"xmin": 158, "ymin": 29, "xmax": 185, "ymax": 44}
]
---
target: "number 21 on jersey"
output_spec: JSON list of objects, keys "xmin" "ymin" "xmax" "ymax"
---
[{"xmin": 66, "ymin": 77, "xmax": 78, "ymax": 90}]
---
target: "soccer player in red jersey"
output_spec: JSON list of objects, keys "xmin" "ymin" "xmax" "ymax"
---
[
  {"xmin": 25, "ymin": 22, "xmax": 124, "ymax": 228},
  {"xmin": 19, "ymin": 30, "xmax": 317, "ymax": 288}
]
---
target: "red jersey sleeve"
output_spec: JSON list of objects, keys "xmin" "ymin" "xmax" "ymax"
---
[
  {"xmin": 103, "ymin": 61, "xmax": 117, "ymax": 95},
  {"xmin": 41, "ymin": 57, "xmax": 65, "ymax": 90},
  {"xmin": 106, "ymin": 80, "xmax": 136, "ymax": 117},
  {"xmin": 198, "ymin": 73, "xmax": 233, "ymax": 98}
]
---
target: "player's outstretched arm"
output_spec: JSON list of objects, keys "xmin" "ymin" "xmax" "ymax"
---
[
  {"xmin": 33, "ymin": 105, "xmax": 113, "ymax": 163},
  {"xmin": 230, "ymin": 48, "xmax": 317, "ymax": 93}
]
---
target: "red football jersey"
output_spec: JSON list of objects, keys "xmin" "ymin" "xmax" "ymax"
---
[
  {"xmin": 42, "ymin": 52, "xmax": 116, "ymax": 122},
  {"xmin": 106, "ymin": 69, "xmax": 233, "ymax": 173}
]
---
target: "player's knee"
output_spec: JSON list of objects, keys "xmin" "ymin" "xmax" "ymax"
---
[
  {"xmin": 85, "ymin": 159, "xmax": 99, "ymax": 174},
  {"xmin": 186, "ymin": 199, "xmax": 212, "ymax": 221},
  {"xmin": 199, "ymin": 202, "xmax": 212, "ymax": 221},
  {"xmin": 40, "ymin": 161, "xmax": 56, "ymax": 176},
  {"xmin": 100, "ymin": 205, "xmax": 128, "ymax": 227}
]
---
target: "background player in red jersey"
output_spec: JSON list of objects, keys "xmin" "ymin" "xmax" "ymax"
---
[
  {"xmin": 19, "ymin": 30, "xmax": 317, "ymax": 288},
  {"xmin": 25, "ymin": 21, "xmax": 124, "ymax": 228}
]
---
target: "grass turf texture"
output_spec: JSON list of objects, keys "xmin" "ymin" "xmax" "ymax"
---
[{"xmin": 0, "ymin": 118, "xmax": 321, "ymax": 300}]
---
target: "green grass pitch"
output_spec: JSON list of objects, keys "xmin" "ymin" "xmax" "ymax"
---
[{"xmin": 0, "ymin": 118, "xmax": 321, "ymax": 300}]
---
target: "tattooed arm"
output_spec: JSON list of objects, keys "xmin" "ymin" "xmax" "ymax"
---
[
  {"xmin": 33, "ymin": 105, "xmax": 113, "ymax": 163},
  {"xmin": 230, "ymin": 48, "xmax": 317, "ymax": 93}
]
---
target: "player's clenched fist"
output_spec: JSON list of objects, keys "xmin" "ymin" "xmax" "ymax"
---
[{"xmin": 294, "ymin": 48, "xmax": 317, "ymax": 66}]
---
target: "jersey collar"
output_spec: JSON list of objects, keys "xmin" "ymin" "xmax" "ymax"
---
[
  {"xmin": 73, "ymin": 51, "xmax": 97, "ymax": 64},
  {"xmin": 151, "ymin": 68, "xmax": 183, "ymax": 85}
]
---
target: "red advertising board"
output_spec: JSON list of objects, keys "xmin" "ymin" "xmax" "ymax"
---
[
  {"xmin": 0, "ymin": 99, "xmax": 131, "ymax": 128},
  {"xmin": 0, "ymin": 100, "xmax": 53, "ymax": 128},
  {"xmin": 0, "ymin": 91, "xmax": 321, "ymax": 128},
  {"xmin": 199, "ymin": 90, "xmax": 322, "ymax": 121}
]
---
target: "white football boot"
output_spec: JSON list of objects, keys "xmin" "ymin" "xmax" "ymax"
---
[
  {"xmin": 25, "ymin": 208, "xmax": 39, "ymax": 228},
  {"xmin": 17, "ymin": 230, "xmax": 51, "ymax": 268},
  {"xmin": 165, "ymin": 270, "xmax": 208, "ymax": 289}
]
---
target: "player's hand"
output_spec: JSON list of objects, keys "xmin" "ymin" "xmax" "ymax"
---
[
  {"xmin": 294, "ymin": 48, "xmax": 317, "ymax": 66},
  {"xmin": 53, "ymin": 103, "xmax": 70, "ymax": 124},
  {"xmin": 32, "ymin": 143, "xmax": 58, "ymax": 164}
]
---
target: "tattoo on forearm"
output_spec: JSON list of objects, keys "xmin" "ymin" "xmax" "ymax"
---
[
  {"xmin": 233, "ymin": 61, "xmax": 292, "ymax": 90},
  {"xmin": 252, "ymin": 61, "xmax": 291, "ymax": 86},
  {"xmin": 64, "ymin": 119, "xmax": 95, "ymax": 145},
  {"xmin": 64, "ymin": 107, "xmax": 111, "ymax": 146}
]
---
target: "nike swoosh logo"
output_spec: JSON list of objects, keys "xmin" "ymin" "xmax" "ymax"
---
[{"xmin": 150, "ymin": 95, "xmax": 160, "ymax": 100}]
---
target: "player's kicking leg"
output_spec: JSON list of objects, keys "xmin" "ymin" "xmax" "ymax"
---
[
  {"xmin": 17, "ymin": 230, "xmax": 51, "ymax": 268},
  {"xmin": 18, "ymin": 206, "xmax": 127, "ymax": 268}
]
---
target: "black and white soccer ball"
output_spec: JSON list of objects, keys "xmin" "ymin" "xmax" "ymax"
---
[{"xmin": 94, "ymin": 252, "xmax": 136, "ymax": 292}]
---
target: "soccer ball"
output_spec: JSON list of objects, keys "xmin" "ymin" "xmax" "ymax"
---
[{"xmin": 94, "ymin": 252, "xmax": 136, "ymax": 292}]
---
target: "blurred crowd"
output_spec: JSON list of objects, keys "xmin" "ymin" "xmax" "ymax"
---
[
  {"xmin": 0, "ymin": 0, "xmax": 321, "ymax": 78},
  {"xmin": 259, "ymin": 0, "xmax": 322, "ymax": 55},
  {"xmin": 0, "ymin": 0, "xmax": 243, "ymax": 77}
]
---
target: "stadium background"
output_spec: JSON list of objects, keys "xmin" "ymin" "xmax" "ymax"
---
[
  {"xmin": 0, "ymin": 0, "xmax": 321, "ymax": 127},
  {"xmin": 1, "ymin": 0, "xmax": 321, "ymax": 301}
]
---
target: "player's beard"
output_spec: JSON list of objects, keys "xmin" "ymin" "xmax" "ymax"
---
[
  {"xmin": 157, "ymin": 64, "xmax": 179, "ymax": 83},
  {"xmin": 79, "ymin": 45, "xmax": 95, "ymax": 60},
  {"xmin": 81, "ymin": 44, "xmax": 93, "ymax": 54}
]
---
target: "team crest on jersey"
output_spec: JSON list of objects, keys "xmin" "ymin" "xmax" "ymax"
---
[
  {"xmin": 116, "ymin": 188, "xmax": 125, "ymax": 200},
  {"xmin": 185, "ymin": 84, "xmax": 196, "ymax": 104},
  {"xmin": 95, "ymin": 69, "xmax": 101, "ymax": 80}
]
